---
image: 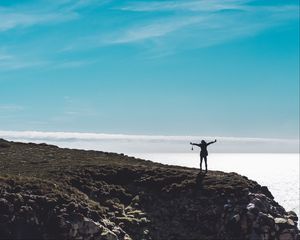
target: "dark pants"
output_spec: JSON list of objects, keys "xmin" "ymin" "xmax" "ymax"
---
[{"xmin": 200, "ymin": 155, "xmax": 207, "ymax": 171}]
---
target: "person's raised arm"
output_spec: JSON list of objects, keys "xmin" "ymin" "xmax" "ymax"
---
[
  {"xmin": 207, "ymin": 139, "xmax": 217, "ymax": 146},
  {"xmin": 190, "ymin": 142, "xmax": 200, "ymax": 147}
]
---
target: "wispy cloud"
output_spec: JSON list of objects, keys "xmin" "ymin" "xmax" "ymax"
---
[
  {"xmin": 118, "ymin": 0, "xmax": 250, "ymax": 12},
  {"xmin": 0, "ymin": 60, "xmax": 44, "ymax": 71},
  {"xmin": 64, "ymin": 0, "xmax": 112, "ymax": 11},
  {"xmin": 0, "ymin": 0, "xmax": 111, "ymax": 32},
  {"xmin": 0, "ymin": 53, "xmax": 13, "ymax": 61},
  {"xmin": 0, "ymin": 130, "xmax": 298, "ymax": 153},
  {"xmin": 0, "ymin": 50, "xmax": 93, "ymax": 72},
  {"xmin": 50, "ymin": 0, "xmax": 299, "ymax": 55},
  {"xmin": 0, "ymin": 7, "xmax": 77, "ymax": 32},
  {"xmin": 109, "ymin": 16, "xmax": 205, "ymax": 44},
  {"xmin": 0, "ymin": 1, "xmax": 107, "ymax": 71},
  {"xmin": 0, "ymin": 51, "xmax": 47, "ymax": 71},
  {"xmin": 1, "ymin": 0, "xmax": 298, "ymax": 66},
  {"xmin": 104, "ymin": 0, "xmax": 299, "ymax": 54},
  {"xmin": 54, "ymin": 59, "xmax": 95, "ymax": 69},
  {"xmin": 0, "ymin": 104, "xmax": 24, "ymax": 111}
]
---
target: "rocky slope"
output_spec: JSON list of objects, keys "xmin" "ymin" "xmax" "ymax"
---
[{"xmin": 0, "ymin": 138, "xmax": 299, "ymax": 240}]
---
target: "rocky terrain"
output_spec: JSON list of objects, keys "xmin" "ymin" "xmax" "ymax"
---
[{"xmin": 0, "ymin": 138, "xmax": 299, "ymax": 240}]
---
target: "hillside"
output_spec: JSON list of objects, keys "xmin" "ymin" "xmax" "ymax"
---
[{"xmin": 0, "ymin": 138, "xmax": 299, "ymax": 240}]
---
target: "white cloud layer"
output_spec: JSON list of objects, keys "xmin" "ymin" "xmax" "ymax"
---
[{"xmin": 0, "ymin": 130, "xmax": 298, "ymax": 154}]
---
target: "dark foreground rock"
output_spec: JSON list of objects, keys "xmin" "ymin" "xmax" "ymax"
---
[{"xmin": 0, "ymin": 138, "xmax": 299, "ymax": 240}]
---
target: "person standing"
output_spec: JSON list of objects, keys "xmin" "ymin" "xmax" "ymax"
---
[{"xmin": 190, "ymin": 139, "xmax": 217, "ymax": 172}]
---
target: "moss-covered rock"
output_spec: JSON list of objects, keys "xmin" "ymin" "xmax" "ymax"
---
[{"xmin": 0, "ymin": 139, "xmax": 299, "ymax": 239}]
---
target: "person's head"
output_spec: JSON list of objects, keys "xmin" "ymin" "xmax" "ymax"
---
[{"xmin": 201, "ymin": 140, "xmax": 206, "ymax": 144}]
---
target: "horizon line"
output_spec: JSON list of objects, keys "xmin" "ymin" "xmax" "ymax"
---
[{"xmin": 0, "ymin": 130, "xmax": 298, "ymax": 143}]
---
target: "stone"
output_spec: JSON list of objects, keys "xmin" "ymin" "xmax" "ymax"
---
[
  {"xmin": 80, "ymin": 217, "xmax": 103, "ymax": 235},
  {"xmin": 131, "ymin": 195, "xmax": 139, "ymax": 203},
  {"xmin": 247, "ymin": 203, "xmax": 259, "ymax": 215},
  {"xmin": 224, "ymin": 204, "xmax": 232, "ymax": 211},
  {"xmin": 101, "ymin": 229, "xmax": 118, "ymax": 240},
  {"xmin": 287, "ymin": 211, "xmax": 298, "ymax": 222},
  {"xmin": 140, "ymin": 217, "xmax": 150, "ymax": 224},
  {"xmin": 257, "ymin": 212, "xmax": 274, "ymax": 226},
  {"xmin": 0, "ymin": 198, "xmax": 9, "ymax": 209},
  {"xmin": 124, "ymin": 235, "xmax": 133, "ymax": 240},
  {"xmin": 275, "ymin": 218, "xmax": 288, "ymax": 224},
  {"xmin": 252, "ymin": 197, "xmax": 267, "ymax": 212},
  {"xmin": 242, "ymin": 188, "xmax": 250, "ymax": 195},
  {"xmin": 287, "ymin": 219, "xmax": 294, "ymax": 226},
  {"xmin": 232, "ymin": 214, "xmax": 240, "ymax": 222},
  {"xmin": 247, "ymin": 203, "xmax": 255, "ymax": 210}
]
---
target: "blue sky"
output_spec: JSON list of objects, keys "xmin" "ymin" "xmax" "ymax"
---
[{"xmin": 0, "ymin": 0, "xmax": 299, "ymax": 140}]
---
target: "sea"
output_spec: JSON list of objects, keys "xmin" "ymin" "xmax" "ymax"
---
[{"xmin": 130, "ymin": 153, "xmax": 300, "ymax": 225}]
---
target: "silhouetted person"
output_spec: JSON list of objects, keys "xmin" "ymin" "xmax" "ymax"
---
[{"xmin": 190, "ymin": 139, "xmax": 217, "ymax": 173}]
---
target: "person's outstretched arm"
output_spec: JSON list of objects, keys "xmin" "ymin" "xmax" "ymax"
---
[
  {"xmin": 190, "ymin": 142, "xmax": 200, "ymax": 147},
  {"xmin": 207, "ymin": 139, "xmax": 217, "ymax": 146}
]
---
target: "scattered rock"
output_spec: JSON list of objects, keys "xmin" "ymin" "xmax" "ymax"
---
[{"xmin": 0, "ymin": 139, "xmax": 299, "ymax": 240}]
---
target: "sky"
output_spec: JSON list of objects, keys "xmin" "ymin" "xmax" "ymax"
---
[{"xmin": 0, "ymin": 0, "xmax": 299, "ymax": 152}]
